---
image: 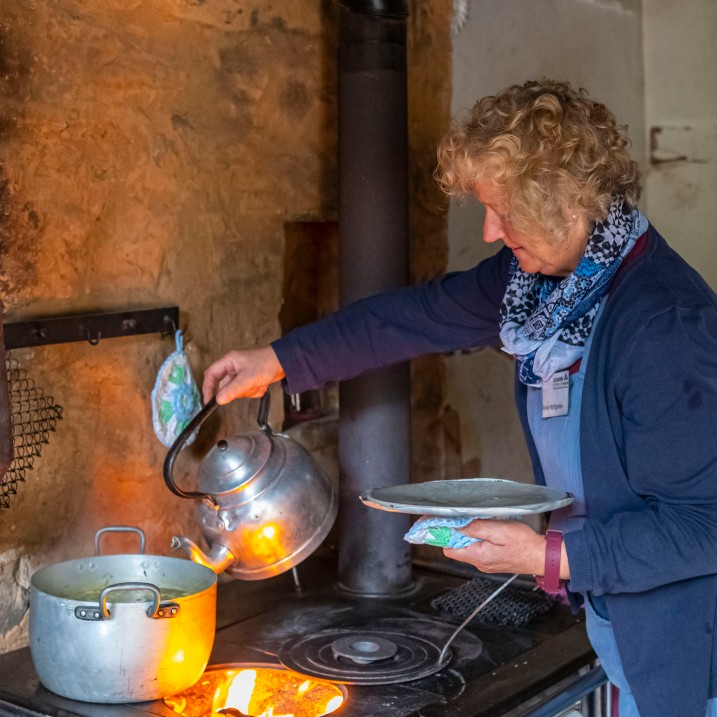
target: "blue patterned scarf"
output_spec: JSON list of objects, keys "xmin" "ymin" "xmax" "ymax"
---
[{"xmin": 499, "ymin": 196, "xmax": 648, "ymax": 387}]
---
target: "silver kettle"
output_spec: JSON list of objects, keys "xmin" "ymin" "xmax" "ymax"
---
[{"xmin": 163, "ymin": 391, "xmax": 337, "ymax": 580}]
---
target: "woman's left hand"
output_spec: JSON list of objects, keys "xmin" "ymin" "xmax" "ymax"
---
[{"xmin": 443, "ymin": 519, "xmax": 546, "ymax": 576}]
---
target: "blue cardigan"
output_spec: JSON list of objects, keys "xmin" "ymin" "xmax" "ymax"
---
[{"xmin": 272, "ymin": 226, "xmax": 717, "ymax": 716}]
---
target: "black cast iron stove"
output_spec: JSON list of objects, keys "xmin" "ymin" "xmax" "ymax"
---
[{"xmin": 0, "ymin": 557, "xmax": 601, "ymax": 717}]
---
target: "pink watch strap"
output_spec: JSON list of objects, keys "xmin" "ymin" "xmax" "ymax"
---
[{"xmin": 536, "ymin": 529, "xmax": 565, "ymax": 594}]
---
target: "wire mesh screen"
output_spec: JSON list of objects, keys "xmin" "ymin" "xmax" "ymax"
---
[
  {"xmin": 432, "ymin": 576, "xmax": 561, "ymax": 629},
  {"xmin": 0, "ymin": 354, "xmax": 63, "ymax": 509}
]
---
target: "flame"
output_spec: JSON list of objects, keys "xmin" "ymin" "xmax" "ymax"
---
[
  {"xmin": 323, "ymin": 696, "xmax": 343, "ymax": 714},
  {"xmin": 227, "ymin": 670, "xmax": 257, "ymax": 713},
  {"xmin": 225, "ymin": 669, "xmax": 293, "ymax": 717},
  {"xmin": 216, "ymin": 667, "xmax": 343, "ymax": 717},
  {"xmin": 164, "ymin": 666, "xmax": 343, "ymax": 717}
]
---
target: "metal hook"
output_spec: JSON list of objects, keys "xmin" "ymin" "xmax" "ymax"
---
[
  {"xmin": 85, "ymin": 328, "xmax": 101, "ymax": 346},
  {"xmin": 162, "ymin": 315, "xmax": 177, "ymax": 337}
]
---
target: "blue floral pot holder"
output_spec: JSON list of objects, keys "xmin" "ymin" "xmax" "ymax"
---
[
  {"xmin": 151, "ymin": 330, "xmax": 202, "ymax": 448},
  {"xmin": 404, "ymin": 516, "xmax": 479, "ymax": 549}
]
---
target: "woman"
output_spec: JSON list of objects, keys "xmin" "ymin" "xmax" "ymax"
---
[{"xmin": 202, "ymin": 80, "xmax": 717, "ymax": 717}]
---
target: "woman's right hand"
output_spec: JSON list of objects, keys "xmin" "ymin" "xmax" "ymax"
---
[{"xmin": 202, "ymin": 346, "xmax": 285, "ymax": 405}]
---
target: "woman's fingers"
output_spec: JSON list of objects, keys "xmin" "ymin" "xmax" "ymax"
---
[
  {"xmin": 442, "ymin": 519, "xmax": 545, "ymax": 575},
  {"xmin": 216, "ymin": 376, "xmax": 269, "ymax": 404},
  {"xmin": 202, "ymin": 347, "xmax": 285, "ymax": 405},
  {"xmin": 202, "ymin": 354, "xmax": 237, "ymax": 404},
  {"xmin": 458, "ymin": 518, "xmax": 515, "ymax": 543}
]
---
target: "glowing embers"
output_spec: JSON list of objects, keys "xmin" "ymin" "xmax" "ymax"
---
[{"xmin": 163, "ymin": 664, "xmax": 345, "ymax": 717}]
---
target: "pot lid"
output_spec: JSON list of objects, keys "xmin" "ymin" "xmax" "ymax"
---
[{"xmin": 197, "ymin": 430, "xmax": 273, "ymax": 494}]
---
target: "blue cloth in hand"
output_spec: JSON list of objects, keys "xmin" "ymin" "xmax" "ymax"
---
[{"xmin": 404, "ymin": 516, "xmax": 478, "ymax": 549}]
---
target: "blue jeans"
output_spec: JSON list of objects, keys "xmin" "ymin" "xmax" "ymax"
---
[{"xmin": 584, "ymin": 596, "xmax": 717, "ymax": 716}]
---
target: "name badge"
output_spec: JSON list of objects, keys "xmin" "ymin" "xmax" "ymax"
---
[{"xmin": 542, "ymin": 370, "xmax": 569, "ymax": 418}]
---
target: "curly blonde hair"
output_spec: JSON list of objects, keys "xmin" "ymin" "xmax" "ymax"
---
[{"xmin": 436, "ymin": 79, "xmax": 641, "ymax": 241}]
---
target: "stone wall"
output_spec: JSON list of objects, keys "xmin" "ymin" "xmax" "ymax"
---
[{"xmin": 0, "ymin": 0, "xmax": 452, "ymax": 653}]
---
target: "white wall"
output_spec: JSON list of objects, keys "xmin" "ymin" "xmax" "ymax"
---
[
  {"xmin": 643, "ymin": 0, "xmax": 717, "ymax": 288},
  {"xmin": 445, "ymin": 0, "xmax": 645, "ymax": 483}
]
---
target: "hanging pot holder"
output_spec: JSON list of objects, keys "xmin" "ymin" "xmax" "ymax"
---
[{"xmin": 151, "ymin": 330, "xmax": 202, "ymax": 448}]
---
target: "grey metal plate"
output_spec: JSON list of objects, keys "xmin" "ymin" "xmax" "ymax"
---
[{"xmin": 360, "ymin": 478, "xmax": 573, "ymax": 517}]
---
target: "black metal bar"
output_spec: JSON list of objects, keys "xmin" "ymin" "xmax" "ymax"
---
[
  {"xmin": 524, "ymin": 666, "xmax": 608, "ymax": 717},
  {"xmin": 335, "ymin": 1, "xmax": 413, "ymax": 596},
  {"xmin": 3, "ymin": 307, "xmax": 179, "ymax": 349},
  {"xmin": 335, "ymin": 0, "xmax": 408, "ymax": 17},
  {"xmin": 0, "ymin": 689, "xmax": 84, "ymax": 717}
]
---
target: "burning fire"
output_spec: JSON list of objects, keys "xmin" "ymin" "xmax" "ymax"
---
[{"xmin": 164, "ymin": 665, "xmax": 344, "ymax": 717}]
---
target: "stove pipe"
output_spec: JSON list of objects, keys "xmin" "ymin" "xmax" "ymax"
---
[{"xmin": 335, "ymin": 0, "xmax": 413, "ymax": 596}]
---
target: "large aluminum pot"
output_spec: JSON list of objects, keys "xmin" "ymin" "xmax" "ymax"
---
[{"xmin": 29, "ymin": 526, "xmax": 217, "ymax": 704}]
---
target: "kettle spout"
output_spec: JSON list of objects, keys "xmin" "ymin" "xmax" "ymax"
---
[{"xmin": 171, "ymin": 535, "xmax": 236, "ymax": 574}]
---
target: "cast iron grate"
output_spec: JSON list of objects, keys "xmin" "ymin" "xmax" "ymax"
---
[
  {"xmin": 0, "ymin": 354, "xmax": 63, "ymax": 509},
  {"xmin": 431, "ymin": 576, "xmax": 560, "ymax": 629}
]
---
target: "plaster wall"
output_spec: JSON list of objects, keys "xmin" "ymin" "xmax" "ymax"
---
[
  {"xmin": 445, "ymin": 0, "xmax": 645, "ymax": 483},
  {"xmin": 0, "ymin": 0, "xmax": 339, "ymax": 654},
  {"xmin": 643, "ymin": 0, "xmax": 717, "ymax": 289},
  {"xmin": 0, "ymin": 0, "xmax": 452, "ymax": 653}
]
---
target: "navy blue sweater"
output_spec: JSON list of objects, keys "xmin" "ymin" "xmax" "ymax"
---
[{"xmin": 272, "ymin": 226, "xmax": 717, "ymax": 716}]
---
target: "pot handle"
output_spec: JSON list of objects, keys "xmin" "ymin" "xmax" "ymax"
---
[
  {"xmin": 75, "ymin": 583, "xmax": 180, "ymax": 622},
  {"xmin": 163, "ymin": 391, "xmax": 273, "ymax": 501},
  {"xmin": 92, "ymin": 582, "xmax": 179, "ymax": 620},
  {"xmin": 94, "ymin": 526, "xmax": 146, "ymax": 556}
]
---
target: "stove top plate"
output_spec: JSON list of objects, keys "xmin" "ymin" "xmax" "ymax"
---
[{"xmin": 278, "ymin": 627, "xmax": 455, "ymax": 684}]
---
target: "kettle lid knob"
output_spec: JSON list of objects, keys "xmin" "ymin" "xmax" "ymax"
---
[{"xmin": 197, "ymin": 431, "xmax": 273, "ymax": 494}]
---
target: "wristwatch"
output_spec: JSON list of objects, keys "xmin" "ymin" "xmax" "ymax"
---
[{"xmin": 535, "ymin": 529, "xmax": 566, "ymax": 594}]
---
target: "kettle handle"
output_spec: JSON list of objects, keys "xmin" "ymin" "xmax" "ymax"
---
[
  {"xmin": 162, "ymin": 391, "xmax": 273, "ymax": 500},
  {"xmin": 257, "ymin": 389, "xmax": 272, "ymax": 434},
  {"xmin": 163, "ymin": 398, "xmax": 218, "ymax": 500}
]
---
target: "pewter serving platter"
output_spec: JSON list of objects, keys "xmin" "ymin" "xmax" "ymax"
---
[{"xmin": 360, "ymin": 478, "xmax": 573, "ymax": 517}]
